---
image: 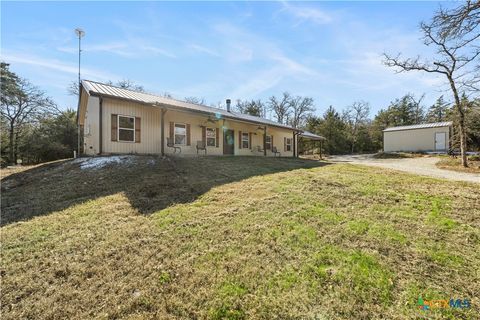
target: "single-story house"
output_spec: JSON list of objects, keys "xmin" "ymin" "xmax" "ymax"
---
[
  {"xmin": 383, "ymin": 121, "xmax": 452, "ymax": 153},
  {"xmin": 77, "ymin": 80, "xmax": 324, "ymax": 157}
]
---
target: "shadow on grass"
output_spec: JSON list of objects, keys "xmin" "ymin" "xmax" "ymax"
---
[{"xmin": 1, "ymin": 156, "xmax": 330, "ymax": 226}]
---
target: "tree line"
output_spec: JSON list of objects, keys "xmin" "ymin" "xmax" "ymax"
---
[
  {"xmin": 1, "ymin": 61, "xmax": 478, "ymax": 166},
  {"xmin": 233, "ymin": 92, "xmax": 479, "ymax": 155},
  {"xmin": 1, "ymin": 2, "xmax": 477, "ymax": 165}
]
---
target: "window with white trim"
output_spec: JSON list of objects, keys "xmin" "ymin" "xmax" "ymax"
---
[
  {"xmin": 174, "ymin": 123, "xmax": 186, "ymax": 145},
  {"xmin": 286, "ymin": 138, "xmax": 292, "ymax": 151},
  {"xmin": 242, "ymin": 132, "xmax": 249, "ymax": 149},
  {"xmin": 118, "ymin": 116, "xmax": 135, "ymax": 142},
  {"xmin": 206, "ymin": 127, "xmax": 216, "ymax": 147},
  {"xmin": 265, "ymin": 135, "xmax": 272, "ymax": 150}
]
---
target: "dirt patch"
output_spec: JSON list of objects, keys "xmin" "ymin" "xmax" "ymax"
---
[
  {"xmin": 328, "ymin": 154, "xmax": 480, "ymax": 184},
  {"xmin": 372, "ymin": 152, "xmax": 423, "ymax": 159}
]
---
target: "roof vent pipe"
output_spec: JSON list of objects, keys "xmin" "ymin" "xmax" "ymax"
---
[{"xmin": 226, "ymin": 99, "xmax": 231, "ymax": 112}]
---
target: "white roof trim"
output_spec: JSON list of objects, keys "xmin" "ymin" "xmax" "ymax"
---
[{"xmin": 383, "ymin": 122, "xmax": 452, "ymax": 132}]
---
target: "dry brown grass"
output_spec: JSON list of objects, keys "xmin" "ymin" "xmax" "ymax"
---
[
  {"xmin": 372, "ymin": 152, "xmax": 425, "ymax": 159},
  {"xmin": 0, "ymin": 159, "xmax": 72, "ymax": 179},
  {"xmin": 436, "ymin": 156, "xmax": 480, "ymax": 174},
  {"xmin": 1, "ymin": 156, "xmax": 479, "ymax": 319}
]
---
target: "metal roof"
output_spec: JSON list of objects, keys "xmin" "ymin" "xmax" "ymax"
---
[
  {"xmin": 299, "ymin": 130, "xmax": 326, "ymax": 140},
  {"xmin": 383, "ymin": 121, "xmax": 452, "ymax": 132},
  {"xmin": 81, "ymin": 80, "xmax": 298, "ymax": 131}
]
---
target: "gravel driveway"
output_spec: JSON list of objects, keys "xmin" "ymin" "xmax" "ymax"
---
[{"xmin": 328, "ymin": 154, "xmax": 480, "ymax": 184}]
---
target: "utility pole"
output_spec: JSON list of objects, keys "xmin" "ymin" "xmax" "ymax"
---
[{"xmin": 75, "ymin": 28, "xmax": 85, "ymax": 157}]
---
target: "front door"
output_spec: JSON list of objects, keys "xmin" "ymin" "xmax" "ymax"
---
[
  {"xmin": 435, "ymin": 132, "xmax": 446, "ymax": 151},
  {"xmin": 223, "ymin": 129, "xmax": 234, "ymax": 155}
]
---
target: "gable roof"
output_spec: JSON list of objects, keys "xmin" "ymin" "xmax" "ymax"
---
[
  {"xmin": 81, "ymin": 80, "xmax": 299, "ymax": 131},
  {"xmin": 383, "ymin": 121, "xmax": 452, "ymax": 132}
]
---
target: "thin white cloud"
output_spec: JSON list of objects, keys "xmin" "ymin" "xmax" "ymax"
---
[
  {"xmin": 270, "ymin": 54, "xmax": 317, "ymax": 76},
  {"xmin": 57, "ymin": 41, "xmax": 175, "ymax": 59},
  {"xmin": 188, "ymin": 44, "xmax": 220, "ymax": 57},
  {"xmin": 280, "ymin": 1, "xmax": 333, "ymax": 25},
  {"xmin": 57, "ymin": 42, "xmax": 133, "ymax": 57},
  {"xmin": 141, "ymin": 45, "xmax": 176, "ymax": 58},
  {"xmin": 229, "ymin": 67, "xmax": 284, "ymax": 98},
  {"xmin": 211, "ymin": 22, "xmax": 318, "ymax": 98},
  {"xmin": 2, "ymin": 52, "xmax": 119, "ymax": 81}
]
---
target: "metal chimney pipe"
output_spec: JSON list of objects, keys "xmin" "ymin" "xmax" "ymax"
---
[{"xmin": 226, "ymin": 99, "xmax": 231, "ymax": 112}]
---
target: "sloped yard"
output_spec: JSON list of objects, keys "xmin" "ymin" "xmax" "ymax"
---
[{"xmin": 1, "ymin": 156, "xmax": 479, "ymax": 319}]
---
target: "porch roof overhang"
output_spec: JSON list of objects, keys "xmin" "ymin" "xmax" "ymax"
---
[{"xmin": 298, "ymin": 130, "xmax": 326, "ymax": 141}]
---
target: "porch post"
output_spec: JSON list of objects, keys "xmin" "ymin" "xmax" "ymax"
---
[
  {"xmin": 99, "ymin": 97, "xmax": 103, "ymax": 154},
  {"xmin": 293, "ymin": 132, "xmax": 297, "ymax": 158},
  {"xmin": 263, "ymin": 126, "xmax": 267, "ymax": 156},
  {"xmin": 161, "ymin": 108, "xmax": 166, "ymax": 156}
]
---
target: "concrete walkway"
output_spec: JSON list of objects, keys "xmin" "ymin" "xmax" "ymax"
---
[{"xmin": 328, "ymin": 154, "xmax": 480, "ymax": 184}]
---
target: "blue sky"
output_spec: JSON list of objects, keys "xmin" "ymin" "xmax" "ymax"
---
[{"xmin": 1, "ymin": 1, "xmax": 454, "ymax": 117}]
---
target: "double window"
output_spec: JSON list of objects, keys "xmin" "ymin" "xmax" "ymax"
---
[
  {"xmin": 206, "ymin": 127, "xmax": 216, "ymax": 147},
  {"xmin": 265, "ymin": 135, "xmax": 272, "ymax": 150},
  {"xmin": 286, "ymin": 138, "xmax": 292, "ymax": 151},
  {"xmin": 241, "ymin": 132, "xmax": 250, "ymax": 149},
  {"xmin": 174, "ymin": 123, "xmax": 186, "ymax": 145},
  {"xmin": 118, "ymin": 116, "xmax": 135, "ymax": 142}
]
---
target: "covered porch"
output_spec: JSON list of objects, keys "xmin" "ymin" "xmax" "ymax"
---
[{"xmin": 297, "ymin": 131, "xmax": 326, "ymax": 159}]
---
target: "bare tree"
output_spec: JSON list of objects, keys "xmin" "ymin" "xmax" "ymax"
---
[
  {"xmin": 344, "ymin": 101, "xmax": 370, "ymax": 153},
  {"xmin": 289, "ymin": 96, "xmax": 315, "ymax": 128},
  {"xmin": 383, "ymin": 2, "xmax": 479, "ymax": 167},
  {"xmin": 67, "ymin": 81, "xmax": 80, "ymax": 96},
  {"xmin": 1, "ymin": 78, "xmax": 58, "ymax": 164},
  {"xmin": 111, "ymin": 79, "xmax": 145, "ymax": 92},
  {"xmin": 268, "ymin": 92, "xmax": 292, "ymax": 124},
  {"xmin": 235, "ymin": 99, "xmax": 264, "ymax": 117},
  {"xmin": 184, "ymin": 97, "xmax": 206, "ymax": 105},
  {"xmin": 432, "ymin": 0, "xmax": 480, "ymax": 40}
]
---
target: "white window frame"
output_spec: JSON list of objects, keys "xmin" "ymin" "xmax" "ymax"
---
[
  {"xmin": 286, "ymin": 138, "xmax": 292, "ymax": 151},
  {"xmin": 206, "ymin": 127, "xmax": 216, "ymax": 147},
  {"xmin": 174, "ymin": 122, "xmax": 187, "ymax": 145},
  {"xmin": 265, "ymin": 135, "xmax": 272, "ymax": 150},
  {"xmin": 241, "ymin": 132, "xmax": 250, "ymax": 149},
  {"xmin": 118, "ymin": 115, "xmax": 135, "ymax": 143}
]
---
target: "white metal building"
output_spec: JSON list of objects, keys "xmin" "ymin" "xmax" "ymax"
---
[{"xmin": 383, "ymin": 122, "xmax": 452, "ymax": 153}]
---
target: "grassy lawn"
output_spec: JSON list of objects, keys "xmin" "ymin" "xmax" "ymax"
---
[
  {"xmin": 1, "ymin": 156, "xmax": 479, "ymax": 319},
  {"xmin": 436, "ymin": 156, "xmax": 480, "ymax": 174}
]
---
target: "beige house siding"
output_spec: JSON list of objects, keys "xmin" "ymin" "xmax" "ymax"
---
[
  {"xmin": 102, "ymin": 99, "xmax": 162, "ymax": 154},
  {"xmin": 83, "ymin": 96, "xmax": 100, "ymax": 155},
  {"xmin": 384, "ymin": 126, "xmax": 450, "ymax": 152},
  {"xmin": 83, "ymin": 96, "xmax": 295, "ymax": 157}
]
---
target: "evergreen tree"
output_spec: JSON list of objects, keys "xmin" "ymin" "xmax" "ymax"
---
[
  {"xmin": 317, "ymin": 106, "xmax": 349, "ymax": 154},
  {"xmin": 426, "ymin": 96, "xmax": 450, "ymax": 122}
]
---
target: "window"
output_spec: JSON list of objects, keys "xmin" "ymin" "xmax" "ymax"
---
[
  {"xmin": 241, "ymin": 132, "xmax": 249, "ymax": 149},
  {"xmin": 206, "ymin": 127, "xmax": 216, "ymax": 147},
  {"xmin": 265, "ymin": 135, "xmax": 272, "ymax": 150},
  {"xmin": 286, "ymin": 138, "xmax": 292, "ymax": 151},
  {"xmin": 174, "ymin": 123, "xmax": 186, "ymax": 145},
  {"xmin": 118, "ymin": 116, "xmax": 135, "ymax": 142}
]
